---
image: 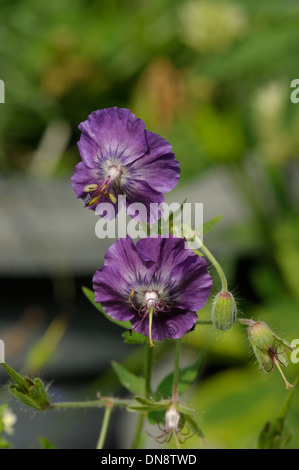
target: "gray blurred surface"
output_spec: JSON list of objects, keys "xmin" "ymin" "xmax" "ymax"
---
[{"xmin": 0, "ymin": 168, "xmax": 251, "ymax": 276}]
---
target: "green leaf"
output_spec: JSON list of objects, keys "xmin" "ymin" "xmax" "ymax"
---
[
  {"xmin": 82, "ymin": 287, "xmax": 131, "ymax": 329},
  {"xmin": 156, "ymin": 351, "xmax": 206, "ymax": 399},
  {"xmin": 0, "ymin": 436, "xmax": 10, "ymax": 449},
  {"xmin": 202, "ymin": 215, "xmax": 224, "ymax": 236},
  {"xmin": 39, "ymin": 437, "xmax": 57, "ymax": 449},
  {"xmin": 111, "ymin": 361, "xmax": 145, "ymax": 396},
  {"xmin": 0, "ymin": 404, "xmax": 8, "ymax": 420},
  {"xmin": 122, "ymin": 330, "xmax": 147, "ymax": 344},
  {"xmin": 256, "ymin": 375, "xmax": 299, "ymax": 449}
]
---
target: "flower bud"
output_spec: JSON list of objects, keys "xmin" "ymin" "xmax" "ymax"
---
[
  {"xmin": 248, "ymin": 321, "xmax": 274, "ymax": 351},
  {"xmin": 248, "ymin": 321, "xmax": 294, "ymax": 390},
  {"xmin": 2, "ymin": 363, "xmax": 50, "ymax": 410},
  {"xmin": 212, "ymin": 291, "xmax": 236, "ymax": 330}
]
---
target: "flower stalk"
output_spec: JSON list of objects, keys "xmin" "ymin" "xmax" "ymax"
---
[{"xmin": 96, "ymin": 405, "xmax": 113, "ymax": 450}]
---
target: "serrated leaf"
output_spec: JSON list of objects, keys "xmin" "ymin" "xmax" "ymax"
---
[
  {"xmin": 156, "ymin": 351, "xmax": 206, "ymax": 399},
  {"xmin": 82, "ymin": 287, "xmax": 131, "ymax": 329},
  {"xmin": 122, "ymin": 331, "xmax": 147, "ymax": 344},
  {"xmin": 112, "ymin": 361, "xmax": 145, "ymax": 396},
  {"xmin": 39, "ymin": 437, "xmax": 57, "ymax": 449}
]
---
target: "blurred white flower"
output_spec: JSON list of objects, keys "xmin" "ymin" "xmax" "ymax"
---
[
  {"xmin": 179, "ymin": 0, "xmax": 248, "ymax": 53},
  {"xmin": 3, "ymin": 408, "xmax": 17, "ymax": 436}
]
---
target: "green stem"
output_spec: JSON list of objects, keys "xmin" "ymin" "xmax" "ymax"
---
[
  {"xmin": 196, "ymin": 320, "xmax": 213, "ymax": 325},
  {"xmin": 183, "ymin": 224, "xmax": 228, "ymax": 292},
  {"xmin": 173, "ymin": 339, "xmax": 181, "ymax": 401},
  {"xmin": 145, "ymin": 343, "xmax": 153, "ymax": 398},
  {"xmin": 200, "ymin": 241, "xmax": 228, "ymax": 292},
  {"xmin": 131, "ymin": 343, "xmax": 153, "ymax": 449},
  {"xmin": 96, "ymin": 406, "xmax": 112, "ymax": 449},
  {"xmin": 131, "ymin": 414, "xmax": 145, "ymax": 449},
  {"xmin": 49, "ymin": 398, "xmax": 133, "ymax": 410}
]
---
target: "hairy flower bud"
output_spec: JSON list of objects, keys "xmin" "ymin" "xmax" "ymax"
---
[
  {"xmin": 212, "ymin": 291, "xmax": 236, "ymax": 330},
  {"xmin": 2, "ymin": 363, "xmax": 50, "ymax": 410},
  {"xmin": 248, "ymin": 321, "xmax": 294, "ymax": 390}
]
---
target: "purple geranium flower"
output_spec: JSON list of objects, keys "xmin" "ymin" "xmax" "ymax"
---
[
  {"xmin": 93, "ymin": 236, "xmax": 212, "ymax": 345},
  {"xmin": 71, "ymin": 107, "xmax": 180, "ymax": 222}
]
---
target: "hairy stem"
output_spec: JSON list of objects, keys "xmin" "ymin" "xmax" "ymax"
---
[
  {"xmin": 131, "ymin": 343, "xmax": 153, "ymax": 449},
  {"xmin": 200, "ymin": 241, "xmax": 228, "ymax": 292},
  {"xmin": 49, "ymin": 398, "xmax": 133, "ymax": 410}
]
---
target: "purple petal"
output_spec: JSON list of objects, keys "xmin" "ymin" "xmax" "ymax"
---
[
  {"xmin": 124, "ymin": 180, "xmax": 165, "ymax": 223},
  {"xmin": 103, "ymin": 236, "xmax": 155, "ymax": 285},
  {"xmin": 77, "ymin": 130, "xmax": 104, "ymax": 169},
  {"xmin": 71, "ymin": 161, "xmax": 99, "ymax": 199},
  {"xmin": 130, "ymin": 308, "xmax": 198, "ymax": 341},
  {"xmin": 169, "ymin": 255, "xmax": 212, "ymax": 311},
  {"xmin": 93, "ymin": 265, "xmax": 136, "ymax": 322},
  {"xmin": 136, "ymin": 236, "xmax": 192, "ymax": 284},
  {"xmin": 78, "ymin": 107, "xmax": 149, "ymax": 166},
  {"xmin": 127, "ymin": 131, "xmax": 180, "ymax": 193}
]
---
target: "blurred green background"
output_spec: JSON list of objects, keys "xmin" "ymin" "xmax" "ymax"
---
[{"xmin": 1, "ymin": 0, "xmax": 299, "ymax": 449}]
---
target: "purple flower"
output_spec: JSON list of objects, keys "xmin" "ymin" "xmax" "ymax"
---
[
  {"xmin": 93, "ymin": 235, "xmax": 212, "ymax": 345},
  {"xmin": 71, "ymin": 107, "xmax": 180, "ymax": 222}
]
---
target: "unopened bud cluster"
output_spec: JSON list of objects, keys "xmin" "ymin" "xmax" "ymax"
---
[{"xmin": 2, "ymin": 363, "xmax": 50, "ymax": 411}]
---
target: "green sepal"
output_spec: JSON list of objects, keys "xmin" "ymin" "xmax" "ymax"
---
[
  {"xmin": 128, "ymin": 397, "xmax": 170, "ymax": 412},
  {"xmin": 29, "ymin": 378, "xmax": 51, "ymax": 410},
  {"xmin": 183, "ymin": 414, "xmax": 205, "ymax": 440},
  {"xmin": 2, "ymin": 363, "xmax": 50, "ymax": 410},
  {"xmin": 1, "ymin": 363, "xmax": 31, "ymax": 393},
  {"xmin": 9, "ymin": 385, "xmax": 40, "ymax": 409},
  {"xmin": 175, "ymin": 403, "xmax": 197, "ymax": 417}
]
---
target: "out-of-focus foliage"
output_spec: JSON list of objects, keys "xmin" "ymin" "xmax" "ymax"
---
[{"xmin": 1, "ymin": 0, "xmax": 299, "ymax": 449}]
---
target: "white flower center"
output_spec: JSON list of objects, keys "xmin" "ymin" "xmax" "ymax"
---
[
  {"xmin": 145, "ymin": 291, "xmax": 159, "ymax": 309},
  {"xmin": 108, "ymin": 166, "xmax": 122, "ymax": 183}
]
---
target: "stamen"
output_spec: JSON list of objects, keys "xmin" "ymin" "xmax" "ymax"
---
[
  {"xmin": 84, "ymin": 184, "xmax": 98, "ymax": 192},
  {"xmin": 107, "ymin": 192, "xmax": 117, "ymax": 204},
  {"xmin": 84, "ymin": 176, "xmax": 111, "ymax": 207},
  {"xmin": 129, "ymin": 289, "xmax": 135, "ymax": 302}
]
